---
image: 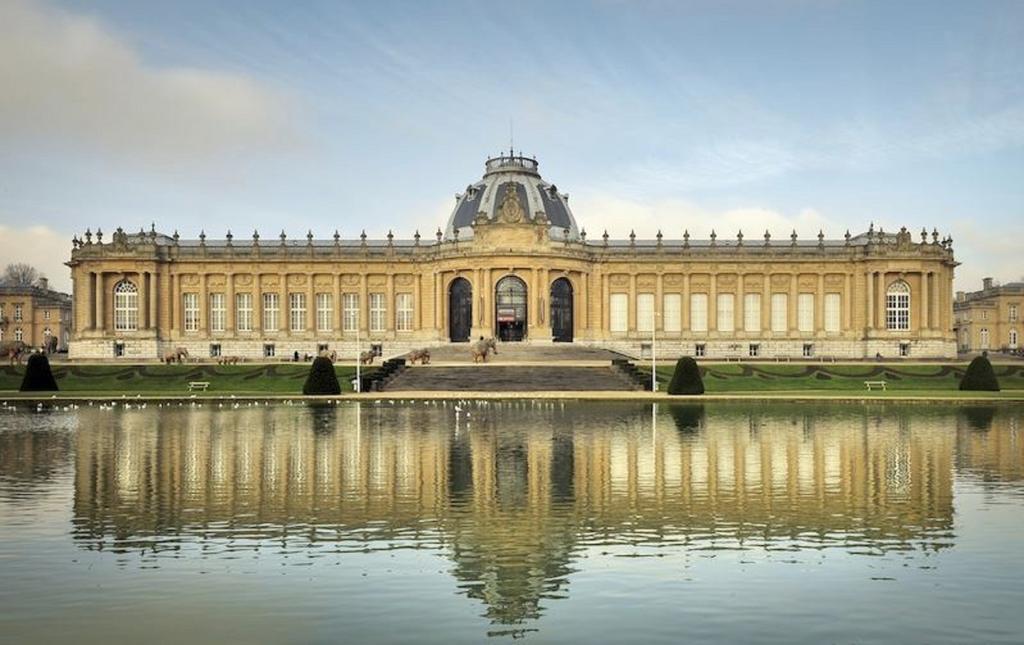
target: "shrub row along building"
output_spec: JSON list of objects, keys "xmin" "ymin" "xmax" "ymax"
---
[
  {"xmin": 954, "ymin": 278, "xmax": 1022, "ymax": 353},
  {"xmin": 66, "ymin": 153, "xmax": 959, "ymax": 360}
]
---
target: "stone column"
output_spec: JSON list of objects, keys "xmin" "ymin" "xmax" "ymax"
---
[
  {"xmin": 200, "ymin": 273, "xmax": 208, "ymax": 336},
  {"xmin": 308, "ymin": 273, "xmax": 316, "ymax": 334},
  {"xmin": 788, "ymin": 273, "xmax": 797, "ymax": 333},
  {"xmin": 359, "ymin": 273, "xmax": 368, "ymax": 333},
  {"xmin": 761, "ymin": 275, "xmax": 770, "ymax": 333},
  {"xmin": 137, "ymin": 271, "xmax": 147, "ymax": 330},
  {"xmin": 434, "ymin": 272, "xmax": 442, "ymax": 333},
  {"xmin": 682, "ymin": 272, "xmax": 690, "ymax": 332},
  {"xmin": 170, "ymin": 273, "xmax": 179, "ymax": 334},
  {"xmin": 843, "ymin": 273, "xmax": 852, "ymax": 332},
  {"xmin": 332, "ymin": 273, "xmax": 341, "ymax": 333},
  {"xmin": 413, "ymin": 273, "xmax": 422, "ymax": 331},
  {"xmin": 628, "ymin": 273, "xmax": 637, "ymax": 332},
  {"xmin": 866, "ymin": 271, "xmax": 874, "ymax": 332},
  {"xmin": 386, "ymin": 274, "xmax": 395, "ymax": 333},
  {"xmin": 254, "ymin": 273, "xmax": 263, "ymax": 332},
  {"xmin": 280, "ymin": 272, "xmax": 290, "ymax": 336},
  {"xmin": 920, "ymin": 271, "xmax": 930, "ymax": 332},
  {"xmin": 816, "ymin": 273, "xmax": 825, "ymax": 334},
  {"xmin": 709, "ymin": 273, "xmax": 718, "ymax": 332},
  {"xmin": 579, "ymin": 271, "xmax": 588, "ymax": 336},
  {"xmin": 876, "ymin": 272, "xmax": 886, "ymax": 330},
  {"xmin": 601, "ymin": 273, "xmax": 609, "ymax": 334},
  {"xmin": 149, "ymin": 272, "xmax": 158, "ymax": 333},
  {"xmin": 95, "ymin": 272, "xmax": 105, "ymax": 333},
  {"xmin": 226, "ymin": 273, "xmax": 235, "ymax": 334},
  {"xmin": 736, "ymin": 273, "xmax": 744, "ymax": 334}
]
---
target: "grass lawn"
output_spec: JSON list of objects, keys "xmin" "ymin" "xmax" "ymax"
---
[
  {"xmin": 647, "ymin": 362, "xmax": 1024, "ymax": 393},
  {"xmin": 0, "ymin": 363, "xmax": 359, "ymax": 396}
]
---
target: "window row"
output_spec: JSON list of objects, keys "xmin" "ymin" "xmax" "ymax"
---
[
  {"xmin": 181, "ymin": 292, "xmax": 415, "ymax": 333},
  {"xmin": 0, "ymin": 328, "xmax": 24, "ymax": 341},
  {"xmin": 609, "ymin": 292, "xmax": 845, "ymax": 333},
  {"xmin": 0, "ymin": 304, "xmax": 25, "ymax": 323}
]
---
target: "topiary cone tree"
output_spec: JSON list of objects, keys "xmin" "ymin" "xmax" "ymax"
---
[
  {"xmin": 959, "ymin": 354, "xmax": 1000, "ymax": 392},
  {"xmin": 303, "ymin": 356, "xmax": 342, "ymax": 395},
  {"xmin": 19, "ymin": 352, "xmax": 58, "ymax": 392},
  {"xmin": 667, "ymin": 356, "xmax": 704, "ymax": 395}
]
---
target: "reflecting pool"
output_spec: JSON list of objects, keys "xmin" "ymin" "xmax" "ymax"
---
[{"xmin": 1, "ymin": 401, "xmax": 1023, "ymax": 643}]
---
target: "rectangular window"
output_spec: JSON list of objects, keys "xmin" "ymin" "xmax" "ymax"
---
[
  {"xmin": 1010, "ymin": 305, "xmax": 1018, "ymax": 322},
  {"xmin": 690, "ymin": 294, "xmax": 708, "ymax": 332},
  {"xmin": 802, "ymin": 343, "xmax": 814, "ymax": 358},
  {"xmin": 749, "ymin": 343, "xmax": 760, "ymax": 357},
  {"xmin": 209, "ymin": 293, "xmax": 226, "ymax": 333},
  {"xmin": 343, "ymin": 293, "xmax": 359, "ymax": 332},
  {"xmin": 396, "ymin": 293, "xmax": 414, "ymax": 332},
  {"xmin": 824, "ymin": 293, "xmax": 841, "ymax": 333},
  {"xmin": 663, "ymin": 294, "xmax": 681, "ymax": 333},
  {"xmin": 263, "ymin": 343, "xmax": 275, "ymax": 358},
  {"xmin": 798, "ymin": 293, "xmax": 814, "ymax": 333},
  {"xmin": 289, "ymin": 293, "xmax": 306, "ymax": 332},
  {"xmin": 114, "ymin": 341, "xmax": 125, "ymax": 357},
  {"xmin": 44, "ymin": 310, "xmax": 50, "ymax": 321},
  {"xmin": 262, "ymin": 293, "xmax": 280, "ymax": 332},
  {"xmin": 744, "ymin": 293, "xmax": 761, "ymax": 332},
  {"xmin": 316, "ymin": 293, "xmax": 333, "ymax": 332},
  {"xmin": 637, "ymin": 293, "xmax": 655, "ymax": 332},
  {"xmin": 236, "ymin": 293, "xmax": 253, "ymax": 332},
  {"xmin": 209, "ymin": 343, "xmax": 221, "ymax": 358},
  {"xmin": 771, "ymin": 293, "xmax": 788, "ymax": 333},
  {"xmin": 717, "ymin": 293, "xmax": 735, "ymax": 332},
  {"xmin": 695, "ymin": 343, "xmax": 706, "ymax": 357},
  {"xmin": 610, "ymin": 293, "xmax": 628, "ymax": 333},
  {"xmin": 369, "ymin": 293, "xmax": 386, "ymax": 332},
  {"xmin": 887, "ymin": 290, "xmax": 910, "ymax": 331},
  {"xmin": 183, "ymin": 293, "xmax": 199, "ymax": 332},
  {"xmin": 899, "ymin": 342, "xmax": 910, "ymax": 357},
  {"xmin": 14, "ymin": 305, "xmax": 23, "ymax": 322}
]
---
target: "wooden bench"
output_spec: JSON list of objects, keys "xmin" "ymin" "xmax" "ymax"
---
[
  {"xmin": 187, "ymin": 381, "xmax": 210, "ymax": 392},
  {"xmin": 864, "ymin": 380, "xmax": 887, "ymax": 391}
]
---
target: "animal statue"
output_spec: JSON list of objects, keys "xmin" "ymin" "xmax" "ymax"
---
[
  {"xmin": 45, "ymin": 335, "xmax": 58, "ymax": 355},
  {"xmin": 217, "ymin": 355, "xmax": 242, "ymax": 365},
  {"xmin": 161, "ymin": 347, "xmax": 190, "ymax": 364},
  {"xmin": 319, "ymin": 349, "xmax": 338, "ymax": 362},
  {"xmin": 359, "ymin": 350, "xmax": 376, "ymax": 365},
  {"xmin": 1, "ymin": 341, "xmax": 28, "ymax": 366},
  {"xmin": 408, "ymin": 348, "xmax": 431, "ymax": 365},
  {"xmin": 470, "ymin": 337, "xmax": 498, "ymax": 363}
]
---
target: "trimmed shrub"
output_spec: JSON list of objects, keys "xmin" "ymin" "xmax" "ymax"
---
[
  {"xmin": 667, "ymin": 356, "xmax": 704, "ymax": 395},
  {"xmin": 302, "ymin": 356, "xmax": 341, "ymax": 395},
  {"xmin": 19, "ymin": 352, "xmax": 58, "ymax": 392},
  {"xmin": 959, "ymin": 355, "xmax": 1000, "ymax": 391}
]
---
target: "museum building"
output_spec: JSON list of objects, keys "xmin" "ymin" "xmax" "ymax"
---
[{"xmin": 66, "ymin": 152, "xmax": 959, "ymax": 360}]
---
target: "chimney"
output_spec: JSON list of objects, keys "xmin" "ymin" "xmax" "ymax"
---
[
  {"xmin": 982, "ymin": 277, "xmax": 994, "ymax": 291},
  {"xmin": 956, "ymin": 291, "xmax": 965, "ymax": 303},
  {"xmin": 37, "ymin": 277, "xmax": 49, "ymax": 291}
]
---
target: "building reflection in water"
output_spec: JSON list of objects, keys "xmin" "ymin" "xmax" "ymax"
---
[{"xmin": 6, "ymin": 400, "xmax": 1013, "ymax": 626}]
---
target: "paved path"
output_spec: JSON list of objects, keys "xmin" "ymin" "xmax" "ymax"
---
[
  {"xmin": 384, "ymin": 365, "xmax": 638, "ymax": 391},
  {"xmin": 400, "ymin": 344, "xmax": 627, "ymax": 364}
]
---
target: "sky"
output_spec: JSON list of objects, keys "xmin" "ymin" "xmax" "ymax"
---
[{"xmin": 1, "ymin": 0, "xmax": 1022, "ymax": 292}]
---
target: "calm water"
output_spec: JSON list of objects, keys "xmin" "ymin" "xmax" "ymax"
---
[{"xmin": 1, "ymin": 400, "xmax": 1023, "ymax": 644}]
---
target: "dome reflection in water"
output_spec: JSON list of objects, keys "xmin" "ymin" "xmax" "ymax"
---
[{"xmin": 1, "ymin": 401, "xmax": 1023, "ymax": 643}]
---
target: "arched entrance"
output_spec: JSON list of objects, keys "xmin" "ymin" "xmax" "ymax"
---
[
  {"xmin": 448, "ymin": 277, "xmax": 472, "ymax": 342},
  {"xmin": 495, "ymin": 275, "xmax": 527, "ymax": 341},
  {"xmin": 550, "ymin": 277, "xmax": 573, "ymax": 342}
]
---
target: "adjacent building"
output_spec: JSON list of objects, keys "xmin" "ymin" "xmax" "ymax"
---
[
  {"xmin": 66, "ymin": 152, "xmax": 959, "ymax": 360},
  {"xmin": 954, "ymin": 278, "xmax": 1022, "ymax": 353},
  {"xmin": 0, "ymin": 278, "xmax": 73, "ymax": 350}
]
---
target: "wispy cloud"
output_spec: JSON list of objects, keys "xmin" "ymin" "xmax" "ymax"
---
[{"xmin": 0, "ymin": 0, "xmax": 298, "ymax": 165}]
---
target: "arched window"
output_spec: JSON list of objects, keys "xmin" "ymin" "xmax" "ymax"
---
[
  {"xmin": 886, "ymin": 280, "xmax": 911, "ymax": 331},
  {"xmin": 113, "ymin": 280, "xmax": 139, "ymax": 331}
]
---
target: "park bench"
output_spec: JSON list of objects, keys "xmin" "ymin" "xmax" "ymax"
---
[
  {"xmin": 864, "ymin": 380, "xmax": 887, "ymax": 391},
  {"xmin": 187, "ymin": 381, "xmax": 210, "ymax": 392}
]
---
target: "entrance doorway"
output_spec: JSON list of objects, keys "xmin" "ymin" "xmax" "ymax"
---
[
  {"xmin": 495, "ymin": 275, "xmax": 527, "ymax": 341},
  {"xmin": 449, "ymin": 278, "xmax": 472, "ymax": 342},
  {"xmin": 550, "ymin": 277, "xmax": 573, "ymax": 342}
]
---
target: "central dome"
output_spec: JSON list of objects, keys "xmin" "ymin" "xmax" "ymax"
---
[{"xmin": 445, "ymin": 153, "xmax": 579, "ymax": 241}]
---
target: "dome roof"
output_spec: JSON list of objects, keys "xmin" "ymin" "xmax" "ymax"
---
[{"xmin": 445, "ymin": 153, "xmax": 579, "ymax": 241}]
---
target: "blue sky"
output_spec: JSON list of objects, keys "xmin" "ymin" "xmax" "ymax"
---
[{"xmin": 1, "ymin": 0, "xmax": 1022, "ymax": 291}]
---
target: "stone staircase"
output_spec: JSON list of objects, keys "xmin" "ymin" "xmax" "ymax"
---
[{"xmin": 381, "ymin": 365, "xmax": 641, "ymax": 392}]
